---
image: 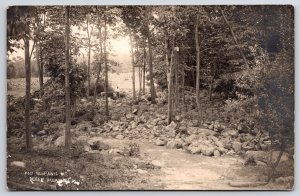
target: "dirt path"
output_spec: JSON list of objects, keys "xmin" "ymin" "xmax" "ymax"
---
[{"xmin": 101, "ymin": 138, "xmax": 252, "ymax": 190}]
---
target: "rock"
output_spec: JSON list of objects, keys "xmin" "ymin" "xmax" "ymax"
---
[
  {"xmin": 54, "ymin": 136, "xmax": 65, "ymax": 147},
  {"xmin": 137, "ymin": 169, "xmax": 148, "ymax": 174},
  {"xmin": 109, "ymin": 149, "xmax": 122, "ymax": 155},
  {"xmin": 76, "ymin": 121, "xmax": 92, "ymax": 132},
  {"xmin": 187, "ymin": 127, "xmax": 217, "ymax": 136},
  {"xmin": 155, "ymin": 138, "xmax": 167, "ymax": 146},
  {"xmin": 93, "ymin": 113, "xmax": 105, "ymax": 126},
  {"xmin": 161, "ymin": 115, "xmax": 167, "ymax": 120},
  {"xmin": 214, "ymin": 150, "xmax": 221, "ymax": 156},
  {"xmin": 88, "ymin": 139, "xmax": 109, "ymax": 150},
  {"xmin": 232, "ymin": 141, "xmax": 242, "ymax": 153},
  {"xmin": 188, "ymin": 146, "xmax": 202, "ymax": 154},
  {"xmin": 36, "ymin": 130, "xmax": 47, "ymax": 136},
  {"xmin": 201, "ymin": 145, "xmax": 215, "ymax": 156},
  {"xmin": 208, "ymin": 125, "xmax": 214, "ymax": 130},
  {"xmin": 166, "ymin": 121, "xmax": 177, "ymax": 131},
  {"xmin": 184, "ymin": 134, "xmax": 198, "ymax": 144},
  {"xmin": 272, "ymin": 151, "xmax": 291, "ymax": 163},
  {"xmin": 166, "ymin": 139, "xmax": 183, "ymax": 149},
  {"xmin": 126, "ymin": 113, "xmax": 135, "ymax": 121},
  {"xmin": 175, "ymin": 115, "xmax": 181, "ymax": 122},
  {"xmin": 132, "ymin": 109, "xmax": 138, "ymax": 115},
  {"xmin": 222, "ymin": 129, "xmax": 238, "ymax": 138},
  {"xmin": 275, "ymin": 176, "xmax": 294, "ymax": 184},
  {"xmin": 10, "ymin": 161, "xmax": 25, "ymax": 168},
  {"xmin": 76, "ymin": 135, "xmax": 89, "ymax": 143},
  {"xmin": 245, "ymin": 151, "xmax": 267, "ymax": 162},
  {"xmin": 116, "ymin": 134, "xmax": 124, "ymax": 140}
]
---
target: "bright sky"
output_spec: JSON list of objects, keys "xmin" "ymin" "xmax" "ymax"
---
[{"xmin": 9, "ymin": 33, "xmax": 130, "ymax": 72}]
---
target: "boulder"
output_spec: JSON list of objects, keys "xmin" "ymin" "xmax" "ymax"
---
[
  {"xmin": 166, "ymin": 121, "xmax": 177, "ymax": 131},
  {"xmin": 188, "ymin": 146, "xmax": 202, "ymax": 154},
  {"xmin": 76, "ymin": 121, "xmax": 92, "ymax": 132},
  {"xmin": 275, "ymin": 176, "xmax": 294, "ymax": 184},
  {"xmin": 126, "ymin": 113, "xmax": 135, "ymax": 121},
  {"xmin": 54, "ymin": 136, "xmax": 65, "ymax": 147},
  {"xmin": 201, "ymin": 145, "xmax": 215, "ymax": 156},
  {"xmin": 10, "ymin": 161, "xmax": 25, "ymax": 168},
  {"xmin": 214, "ymin": 150, "xmax": 221, "ymax": 156},
  {"xmin": 89, "ymin": 140, "xmax": 109, "ymax": 151},
  {"xmin": 187, "ymin": 127, "xmax": 217, "ymax": 136},
  {"xmin": 232, "ymin": 141, "xmax": 242, "ymax": 153},
  {"xmin": 222, "ymin": 129, "xmax": 238, "ymax": 138},
  {"xmin": 184, "ymin": 134, "xmax": 199, "ymax": 144},
  {"xmin": 116, "ymin": 134, "xmax": 124, "ymax": 140},
  {"xmin": 36, "ymin": 130, "xmax": 47, "ymax": 136},
  {"xmin": 155, "ymin": 138, "xmax": 167, "ymax": 146},
  {"xmin": 166, "ymin": 139, "xmax": 183, "ymax": 149}
]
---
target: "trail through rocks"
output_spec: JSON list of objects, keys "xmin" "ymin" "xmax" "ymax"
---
[{"xmin": 100, "ymin": 138, "xmax": 282, "ymax": 190}]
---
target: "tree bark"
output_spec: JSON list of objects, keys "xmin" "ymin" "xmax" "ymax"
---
[
  {"xmin": 146, "ymin": 7, "xmax": 156, "ymax": 104},
  {"xmin": 104, "ymin": 14, "xmax": 109, "ymax": 117},
  {"xmin": 24, "ymin": 35, "xmax": 32, "ymax": 152},
  {"xmin": 64, "ymin": 6, "xmax": 71, "ymax": 149},
  {"xmin": 129, "ymin": 30, "xmax": 136, "ymax": 101},
  {"xmin": 35, "ymin": 20, "xmax": 43, "ymax": 100},
  {"xmin": 167, "ymin": 44, "xmax": 175, "ymax": 125},
  {"xmin": 195, "ymin": 13, "xmax": 201, "ymax": 120},
  {"xmin": 142, "ymin": 38, "xmax": 146, "ymax": 95}
]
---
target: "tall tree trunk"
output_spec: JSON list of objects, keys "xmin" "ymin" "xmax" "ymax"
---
[
  {"xmin": 93, "ymin": 22, "xmax": 103, "ymax": 106},
  {"xmin": 146, "ymin": 7, "xmax": 156, "ymax": 104},
  {"xmin": 195, "ymin": 13, "xmax": 201, "ymax": 120},
  {"xmin": 142, "ymin": 39, "xmax": 146, "ymax": 95},
  {"xmin": 174, "ymin": 47, "xmax": 179, "ymax": 110},
  {"xmin": 129, "ymin": 30, "xmax": 136, "ymax": 101},
  {"xmin": 24, "ymin": 36, "xmax": 32, "ymax": 152},
  {"xmin": 167, "ymin": 44, "xmax": 174, "ymax": 125},
  {"xmin": 86, "ymin": 18, "xmax": 93, "ymax": 97},
  {"xmin": 64, "ymin": 6, "xmax": 71, "ymax": 149},
  {"xmin": 104, "ymin": 14, "xmax": 109, "ymax": 117},
  {"xmin": 87, "ymin": 40, "xmax": 91, "ymax": 97},
  {"xmin": 35, "ymin": 21, "xmax": 43, "ymax": 100}
]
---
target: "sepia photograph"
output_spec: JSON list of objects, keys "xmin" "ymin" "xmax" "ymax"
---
[{"xmin": 6, "ymin": 5, "xmax": 294, "ymax": 190}]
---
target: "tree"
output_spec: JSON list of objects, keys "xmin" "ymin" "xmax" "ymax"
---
[
  {"xmin": 195, "ymin": 12, "xmax": 201, "ymax": 121},
  {"xmin": 103, "ymin": 12, "xmax": 109, "ymax": 117},
  {"xmin": 64, "ymin": 6, "xmax": 71, "ymax": 148},
  {"xmin": 129, "ymin": 30, "xmax": 136, "ymax": 101},
  {"xmin": 7, "ymin": 6, "xmax": 38, "ymax": 152},
  {"xmin": 145, "ymin": 6, "xmax": 156, "ymax": 104}
]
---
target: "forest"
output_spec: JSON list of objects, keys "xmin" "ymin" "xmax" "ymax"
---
[{"xmin": 7, "ymin": 5, "xmax": 294, "ymax": 190}]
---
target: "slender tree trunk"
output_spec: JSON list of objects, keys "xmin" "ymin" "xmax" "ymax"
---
[
  {"xmin": 195, "ymin": 13, "xmax": 201, "ymax": 120},
  {"xmin": 167, "ymin": 45, "xmax": 175, "ymax": 124},
  {"xmin": 24, "ymin": 36, "xmax": 32, "ymax": 152},
  {"xmin": 87, "ymin": 40, "xmax": 91, "ymax": 97},
  {"xmin": 35, "ymin": 21, "xmax": 43, "ymax": 100},
  {"xmin": 36, "ymin": 43, "xmax": 43, "ymax": 99},
  {"xmin": 104, "ymin": 15, "xmax": 109, "ymax": 116},
  {"xmin": 142, "ymin": 39, "xmax": 146, "ymax": 95},
  {"xmin": 93, "ymin": 21, "xmax": 103, "ymax": 106},
  {"xmin": 129, "ymin": 30, "xmax": 136, "ymax": 101},
  {"xmin": 64, "ymin": 6, "xmax": 71, "ymax": 149},
  {"xmin": 174, "ymin": 48, "xmax": 179, "ymax": 110},
  {"xmin": 146, "ymin": 7, "xmax": 156, "ymax": 104}
]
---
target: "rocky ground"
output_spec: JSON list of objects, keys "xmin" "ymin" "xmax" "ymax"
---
[{"xmin": 6, "ymin": 78, "xmax": 294, "ymax": 190}]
